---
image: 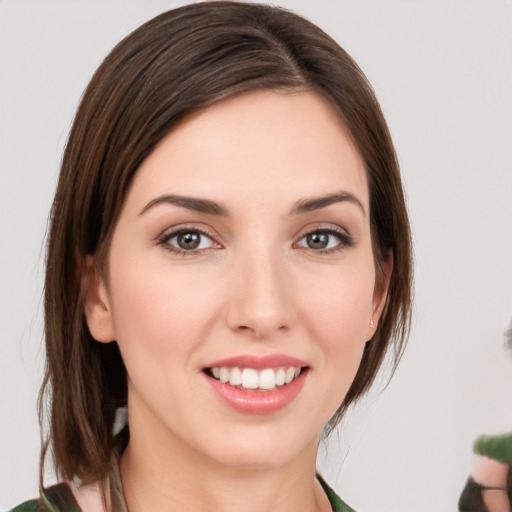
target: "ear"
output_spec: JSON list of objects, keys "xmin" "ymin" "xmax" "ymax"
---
[
  {"xmin": 82, "ymin": 255, "xmax": 116, "ymax": 343},
  {"xmin": 370, "ymin": 251, "xmax": 394, "ymax": 331}
]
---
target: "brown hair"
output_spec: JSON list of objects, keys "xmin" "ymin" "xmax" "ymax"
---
[{"xmin": 40, "ymin": 0, "xmax": 412, "ymax": 492}]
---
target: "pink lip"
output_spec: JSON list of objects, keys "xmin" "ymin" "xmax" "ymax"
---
[
  {"xmin": 204, "ymin": 371, "xmax": 308, "ymax": 414},
  {"xmin": 204, "ymin": 354, "xmax": 309, "ymax": 370},
  {"xmin": 202, "ymin": 354, "xmax": 310, "ymax": 415}
]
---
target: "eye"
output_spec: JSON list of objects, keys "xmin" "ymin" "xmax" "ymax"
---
[
  {"xmin": 158, "ymin": 228, "xmax": 219, "ymax": 253},
  {"xmin": 296, "ymin": 229, "xmax": 354, "ymax": 252}
]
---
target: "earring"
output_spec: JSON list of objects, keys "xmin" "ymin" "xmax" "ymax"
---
[{"xmin": 370, "ymin": 319, "xmax": 375, "ymax": 329}]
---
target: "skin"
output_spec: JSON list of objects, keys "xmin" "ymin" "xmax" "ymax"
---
[
  {"xmin": 84, "ymin": 90, "xmax": 392, "ymax": 512},
  {"xmin": 473, "ymin": 454, "xmax": 511, "ymax": 512}
]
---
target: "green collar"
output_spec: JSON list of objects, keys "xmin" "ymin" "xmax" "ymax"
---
[{"xmin": 317, "ymin": 473, "xmax": 357, "ymax": 512}]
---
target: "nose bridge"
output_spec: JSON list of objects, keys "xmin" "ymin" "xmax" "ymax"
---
[{"xmin": 226, "ymin": 239, "xmax": 293, "ymax": 337}]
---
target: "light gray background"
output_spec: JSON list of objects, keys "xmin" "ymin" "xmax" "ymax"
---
[{"xmin": 1, "ymin": 1, "xmax": 511, "ymax": 511}]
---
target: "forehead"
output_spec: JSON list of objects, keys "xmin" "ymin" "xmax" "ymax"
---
[{"xmin": 127, "ymin": 90, "xmax": 368, "ymax": 213}]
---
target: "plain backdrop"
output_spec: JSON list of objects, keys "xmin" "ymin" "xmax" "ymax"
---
[{"xmin": 1, "ymin": 1, "xmax": 511, "ymax": 511}]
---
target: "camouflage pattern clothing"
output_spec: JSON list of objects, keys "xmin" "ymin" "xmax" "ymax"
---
[{"xmin": 458, "ymin": 431, "xmax": 512, "ymax": 511}]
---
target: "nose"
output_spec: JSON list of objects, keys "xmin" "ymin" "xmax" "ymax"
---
[{"xmin": 225, "ymin": 249, "xmax": 294, "ymax": 339}]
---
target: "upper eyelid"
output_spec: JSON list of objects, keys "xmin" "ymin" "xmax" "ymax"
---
[
  {"xmin": 293, "ymin": 222, "xmax": 351, "ymax": 239},
  {"xmin": 157, "ymin": 223, "xmax": 220, "ymax": 242}
]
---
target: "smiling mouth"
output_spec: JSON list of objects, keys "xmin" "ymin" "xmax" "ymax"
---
[{"xmin": 204, "ymin": 366, "xmax": 309, "ymax": 391}]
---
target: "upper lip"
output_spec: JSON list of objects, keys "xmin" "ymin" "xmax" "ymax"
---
[{"xmin": 204, "ymin": 354, "xmax": 309, "ymax": 370}]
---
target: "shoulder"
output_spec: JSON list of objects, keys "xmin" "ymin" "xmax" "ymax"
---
[
  {"xmin": 8, "ymin": 483, "xmax": 82, "ymax": 512},
  {"xmin": 8, "ymin": 499, "xmax": 43, "ymax": 512},
  {"xmin": 473, "ymin": 431, "xmax": 512, "ymax": 464},
  {"xmin": 8, "ymin": 478, "xmax": 112, "ymax": 512},
  {"xmin": 10, "ymin": 483, "xmax": 82, "ymax": 512}
]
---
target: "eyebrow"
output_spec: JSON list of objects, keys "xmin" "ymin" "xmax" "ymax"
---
[
  {"xmin": 139, "ymin": 194, "xmax": 230, "ymax": 217},
  {"xmin": 290, "ymin": 191, "xmax": 366, "ymax": 216},
  {"xmin": 139, "ymin": 191, "xmax": 365, "ymax": 218}
]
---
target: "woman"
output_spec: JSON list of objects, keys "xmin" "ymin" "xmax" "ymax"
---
[{"xmin": 10, "ymin": 2, "xmax": 412, "ymax": 511}]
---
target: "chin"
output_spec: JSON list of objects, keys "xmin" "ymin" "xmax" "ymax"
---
[{"xmin": 197, "ymin": 422, "xmax": 318, "ymax": 471}]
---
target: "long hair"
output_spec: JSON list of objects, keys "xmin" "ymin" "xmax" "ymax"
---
[{"xmin": 41, "ymin": 0, "xmax": 412, "ymax": 494}]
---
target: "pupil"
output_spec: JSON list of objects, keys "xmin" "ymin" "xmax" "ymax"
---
[
  {"xmin": 178, "ymin": 232, "xmax": 200, "ymax": 250},
  {"xmin": 307, "ymin": 232, "xmax": 328, "ymax": 249}
]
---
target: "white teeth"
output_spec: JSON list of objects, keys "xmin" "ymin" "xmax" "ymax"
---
[
  {"xmin": 285, "ymin": 367, "xmax": 295, "ymax": 384},
  {"xmin": 275, "ymin": 368, "xmax": 286, "ymax": 386},
  {"xmin": 241, "ymin": 368, "xmax": 259, "ymax": 389},
  {"xmin": 209, "ymin": 366, "xmax": 305, "ymax": 390},
  {"xmin": 219, "ymin": 367, "xmax": 230, "ymax": 383},
  {"xmin": 229, "ymin": 367, "xmax": 242, "ymax": 386},
  {"xmin": 259, "ymin": 369, "xmax": 276, "ymax": 390}
]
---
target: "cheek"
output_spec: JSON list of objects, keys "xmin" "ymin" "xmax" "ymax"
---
[
  {"xmin": 297, "ymin": 262, "xmax": 375, "ymax": 349},
  {"xmin": 107, "ymin": 257, "xmax": 222, "ymax": 362},
  {"xmin": 288, "ymin": 261, "xmax": 375, "ymax": 425}
]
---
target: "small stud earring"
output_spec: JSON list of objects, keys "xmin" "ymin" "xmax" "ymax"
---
[{"xmin": 370, "ymin": 319, "xmax": 375, "ymax": 329}]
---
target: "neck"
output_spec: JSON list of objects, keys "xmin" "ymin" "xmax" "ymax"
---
[{"xmin": 119, "ymin": 407, "xmax": 330, "ymax": 512}]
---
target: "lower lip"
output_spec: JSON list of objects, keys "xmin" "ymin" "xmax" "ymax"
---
[{"xmin": 204, "ymin": 371, "xmax": 308, "ymax": 414}]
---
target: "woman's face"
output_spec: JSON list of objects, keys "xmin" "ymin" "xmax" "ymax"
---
[{"xmin": 86, "ymin": 90, "xmax": 390, "ymax": 470}]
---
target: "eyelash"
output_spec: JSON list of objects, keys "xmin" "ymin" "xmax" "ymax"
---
[
  {"xmin": 156, "ymin": 226, "xmax": 354, "ymax": 256},
  {"xmin": 157, "ymin": 226, "xmax": 220, "ymax": 256},
  {"xmin": 295, "ymin": 227, "xmax": 355, "ymax": 254}
]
